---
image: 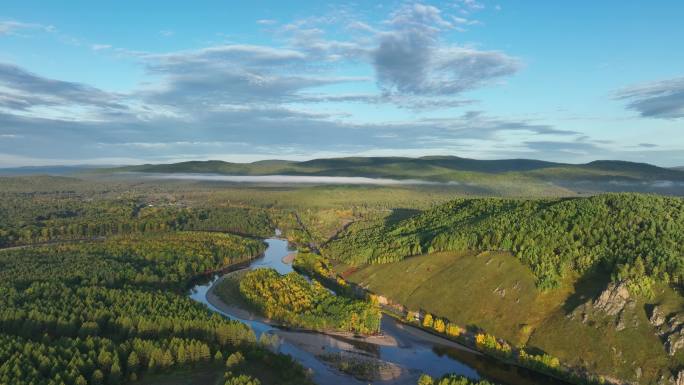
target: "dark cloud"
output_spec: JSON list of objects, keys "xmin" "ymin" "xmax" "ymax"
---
[
  {"xmin": 140, "ymin": 45, "xmax": 368, "ymax": 107},
  {"xmin": 616, "ymin": 77, "xmax": 684, "ymax": 119},
  {"xmin": 0, "ymin": 62, "xmax": 125, "ymax": 111},
  {"xmin": 372, "ymin": 3, "xmax": 521, "ymax": 96},
  {"xmin": 0, "ymin": 101, "xmax": 579, "ymax": 165}
]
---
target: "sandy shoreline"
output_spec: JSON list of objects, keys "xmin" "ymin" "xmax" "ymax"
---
[{"xmin": 281, "ymin": 253, "xmax": 296, "ymax": 264}]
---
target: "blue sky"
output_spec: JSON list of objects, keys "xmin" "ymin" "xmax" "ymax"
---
[{"xmin": 0, "ymin": 1, "xmax": 683, "ymax": 167}]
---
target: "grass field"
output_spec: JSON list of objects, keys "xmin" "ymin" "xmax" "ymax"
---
[{"xmin": 342, "ymin": 251, "xmax": 680, "ymax": 384}]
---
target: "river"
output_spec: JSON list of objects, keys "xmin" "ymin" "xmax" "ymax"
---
[{"xmin": 189, "ymin": 235, "xmax": 569, "ymax": 385}]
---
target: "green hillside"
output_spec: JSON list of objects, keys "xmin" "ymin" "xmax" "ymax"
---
[
  {"xmin": 343, "ymin": 250, "xmax": 679, "ymax": 383},
  {"xmin": 325, "ymin": 193, "xmax": 684, "ymax": 290},
  {"xmin": 328, "ymin": 193, "xmax": 684, "ymax": 383},
  {"xmin": 98, "ymin": 156, "xmax": 684, "ymax": 196},
  {"xmin": 106, "ymin": 156, "xmax": 684, "ymax": 182}
]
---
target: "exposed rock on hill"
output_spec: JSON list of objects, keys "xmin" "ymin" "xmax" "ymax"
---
[
  {"xmin": 570, "ymin": 281, "xmax": 638, "ymax": 331},
  {"xmin": 650, "ymin": 308, "xmax": 684, "ymax": 356},
  {"xmin": 650, "ymin": 306, "xmax": 666, "ymax": 328},
  {"xmin": 593, "ymin": 282, "xmax": 632, "ymax": 316}
]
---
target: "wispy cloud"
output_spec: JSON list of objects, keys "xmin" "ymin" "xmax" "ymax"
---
[
  {"xmin": 3, "ymin": 2, "xmax": 673, "ymax": 167},
  {"xmin": 616, "ymin": 77, "xmax": 684, "ymax": 119},
  {"xmin": 91, "ymin": 44, "xmax": 112, "ymax": 51},
  {"xmin": 0, "ymin": 20, "xmax": 54, "ymax": 36}
]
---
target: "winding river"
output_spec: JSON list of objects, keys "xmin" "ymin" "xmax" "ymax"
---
[{"xmin": 189, "ymin": 234, "xmax": 568, "ymax": 385}]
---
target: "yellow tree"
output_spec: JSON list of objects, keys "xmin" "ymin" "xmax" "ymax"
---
[
  {"xmin": 446, "ymin": 323, "xmax": 462, "ymax": 337},
  {"xmin": 422, "ymin": 313, "xmax": 433, "ymax": 328},
  {"xmin": 433, "ymin": 318, "xmax": 446, "ymax": 333}
]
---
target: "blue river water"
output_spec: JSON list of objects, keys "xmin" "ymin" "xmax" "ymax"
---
[{"xmin": 189, "ymin": 235, "xmax": 568, "ymax": 385}]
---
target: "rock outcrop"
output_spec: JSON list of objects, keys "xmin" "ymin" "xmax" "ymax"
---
[
  {"xmin": 592, "ymin": 282, "xmax": 631, "ymax": 316},
  {"xmin": 648, "ymin": 306, "xmax": 684, "ymax": 356},
  {"xmin": 672, "ymin": 370, "xmax": 684, "ymax": 385},
  {"xmin": 650, "ymin": 306, "xmax": 666, "ymax": 328},
  {"xmin": 570, "ymin": 281, "xmax": 639, "ymax": 331}
]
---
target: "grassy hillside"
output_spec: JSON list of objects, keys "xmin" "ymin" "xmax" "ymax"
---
[
  {"xmin": 342, "ymin": 252, "xmax": 677, "ymax": 383},
  {"xmin": 325, "ymin": 193, "xmax": 684, "ymax": 290},
  {"xmin": 326, "ymin": 193, "xmax": 684, "ymax": 383}
]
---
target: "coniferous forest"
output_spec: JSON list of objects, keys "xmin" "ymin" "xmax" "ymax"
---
[
  {"xmin": 3, "ymin": 175, "xmax": 684, "ymax": 384},
  {"xmin": 0, "ymin": 178, "xmax": 314, "ymax": 385}
]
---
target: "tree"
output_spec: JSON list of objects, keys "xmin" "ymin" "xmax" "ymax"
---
[
  {"xmin": 433, "ymin": 318, "xmax": 446, "ymax": 333},
  {"xmin": 226, "ymin": 352, "xmax": 244, "ymax": 368},
  {"xmin": 109, "ymin": 361, "xmax": 122, "ymax": 384},
  {"xmin": 91, "ymin": 369, "xmax": 104, "ymax": 385},
  {"xmin": 446, "ymin": 323, "xmax": 461, "ymax": 338},
  {"xmin": 418, "ymin": 374, "xmax": 434, "ymax": 385},
  {"xmin": 177, "ymin": 344, "xmax": 187, "ymax": 365},
  {"xmin": 422, "ymin": 313, "xmax": 433, "ymax": 329},
  {"xmin": 126, "ymin": 351, "xmax": 139, "ymax": 373}
]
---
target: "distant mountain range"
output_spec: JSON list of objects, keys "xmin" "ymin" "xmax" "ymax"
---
[
  {"xmin": 107, "ymin": 156, "xmax": 684, "ymax": 182},
  {"xmin": 4, "ymin": 157, "xmax": 684, "ymax": 195},
  {"xmin": 0, "ymin": 165, "xmax": 109, "ymax": 176}
]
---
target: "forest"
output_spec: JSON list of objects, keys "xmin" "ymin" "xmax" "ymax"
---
[
  {"xmin": 417, "ymin": 374, "xmax": 496, "ymax": 385},
  {"xmin": 4, "ymin": 176, "xmax": 684, "ymax": 384},
  {"xmin": 0, "ymin": 188, "xmax": 274, "ymax": 248},
  {"xmin": 233, "ymin": 268, "xmax": 381, "ymax": 335},
  {"xmin": 325, "ymin": 193, "xmax": 684, "ymax": 292},
  {"xmin": 0, "ymin": 199, "xmax": 311, "ymax": 385}
]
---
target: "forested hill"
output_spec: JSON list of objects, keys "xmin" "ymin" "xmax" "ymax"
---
[
  {"xmin": 106, "ymin": 156, "xmax": 684, "ymax": 182},
  {"xmin": 324, "ymin": 193, "xmax": 684, "ymax": 291}
]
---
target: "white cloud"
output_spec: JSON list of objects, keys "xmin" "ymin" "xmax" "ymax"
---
[
  {"xmin": 91, "ymin": 44, "xmax": 112, "ymax": 51},
  {"xmin": 8, "ymin": 3, "xmax": 668, "ymax": 167},
  {"xmin": 0, "ymin": 20, "xmax": 54, "ymax": 36}
]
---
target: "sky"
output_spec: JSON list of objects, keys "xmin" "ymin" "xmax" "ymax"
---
[{"xmin": 0, "ymin": 1, "xmax": 683, "ymax": 167}]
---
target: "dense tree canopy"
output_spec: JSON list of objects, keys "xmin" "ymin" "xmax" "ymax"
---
[
  {"xmin": 236, "ymin": 268, "xmax": 381, "ymax": 334},
  {"xmin": 325, "ymin": 193, "xmax": 684, "ymax": 290},
  {"xmin": 0, "ymin": 192, "xmax": 273, "ymax": 248},
  {"xmin": 0, "ymin": 230, "xmax": 312, "ymax": 385}
]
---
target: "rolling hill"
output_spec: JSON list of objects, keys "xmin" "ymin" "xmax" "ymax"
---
[
  {"xmin": 327, "ymin": 193, "xmax": 684, "ymax": 383},
  {"xmin": 107, "ymin": 156, "xmax": 684, "ymax": 181},
  {"xmin": 100, "ymin": 156, "xmax": 684, "ymax": 196}
]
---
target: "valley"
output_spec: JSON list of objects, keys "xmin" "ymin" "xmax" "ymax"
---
[{"xmin": 1, "ymin": 167, "xmax": 684, "ymax": 385}]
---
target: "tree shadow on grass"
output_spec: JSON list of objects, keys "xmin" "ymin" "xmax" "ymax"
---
[
  {"xmin": 383, "ymin": 208, "xmax": 422, "ymax": 227},
  {"xmin": 561, "ymin": 266, "xmax": 612, "ymax": 314}
]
